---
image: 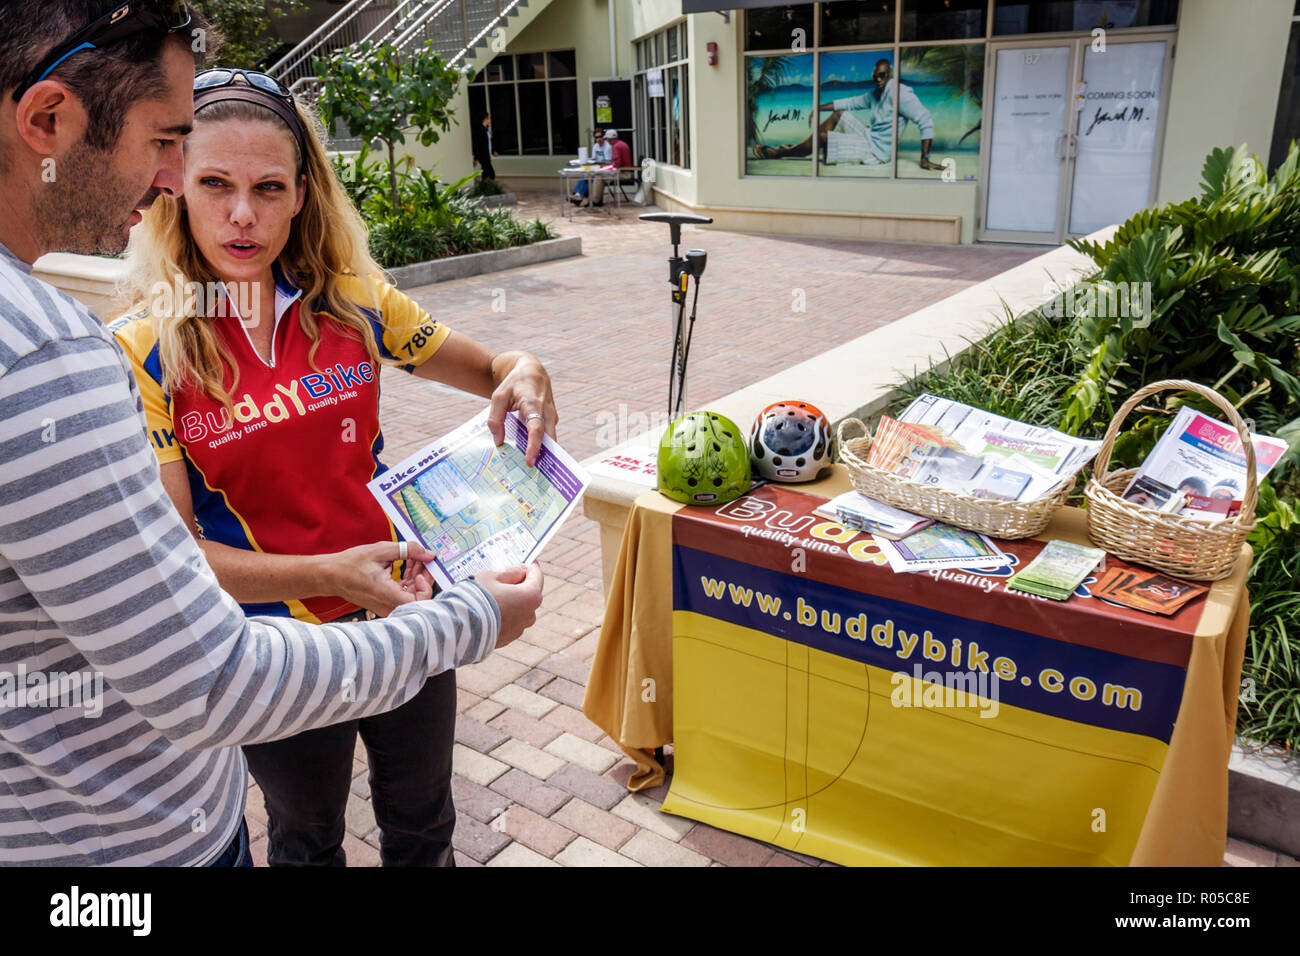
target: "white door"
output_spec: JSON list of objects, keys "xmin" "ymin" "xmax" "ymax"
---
[{"xmin": 980, "ymin": 36, "xmax": 1172, "ymax": 244}]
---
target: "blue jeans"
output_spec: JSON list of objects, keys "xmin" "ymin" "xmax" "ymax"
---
[
  {"xmin": 573, "ymin": 179, "xmax": 589, "ymax": 197},
  {"xmin": 242, "ymin": 668, "xmax": 458, "ymax": 867},
  {"xmin": 207, "ymin": 817, "xmax": 253, "ymax": 867}
]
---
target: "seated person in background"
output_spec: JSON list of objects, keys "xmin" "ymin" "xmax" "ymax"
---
[
  {"xmin": 588, "ymin": 128, "xmax": 634, "ymax": 207},
  {"xmin": 570, "ymin": 128, "xmax": 610, "ymax": 203}
]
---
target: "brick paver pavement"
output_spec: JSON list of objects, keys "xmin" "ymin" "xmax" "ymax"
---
[{"xmin": 244, "ymin": 194, "xmax": 1290, "ymax": 867}]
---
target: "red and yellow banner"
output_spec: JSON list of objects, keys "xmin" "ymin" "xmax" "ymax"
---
[{"xmin": 661, "ymin": 484, "xmax": 1205, "ymax": 865}]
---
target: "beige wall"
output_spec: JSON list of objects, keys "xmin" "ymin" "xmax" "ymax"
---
[
  {"xmin": 399, "ymin": 0, "xmax": 1295, "ymax": 243},
  {"xmin": 1156, "ymin": 0, "xmax": 1294, "ymax": 204}
]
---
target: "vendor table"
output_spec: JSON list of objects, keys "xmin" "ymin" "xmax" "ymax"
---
[
  {"xmin": 583, "ymin": 466, "xmax": 1250, "ymax": 866},
  {"xmin": 558, "ymin": 166, "xmax": 620, "ymax": 220}
]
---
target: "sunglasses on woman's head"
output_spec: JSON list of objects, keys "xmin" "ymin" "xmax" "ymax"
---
[
  {"xmin": 13, "ymin": 0, "xmax": 192, "ymax": 101},
  {"xmin": 194, "ymin": 69, "xmax": 294, "ymax": 102}
]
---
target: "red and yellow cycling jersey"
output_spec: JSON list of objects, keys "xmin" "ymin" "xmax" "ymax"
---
[{"xmin": 111, "ymin": 268, "xmax": 450, "ymax": 623}]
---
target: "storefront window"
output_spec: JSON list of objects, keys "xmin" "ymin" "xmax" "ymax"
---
[
  {"xmin": 816, "ymin": 49, "xmax": 895, "ymax": 178},
  {"xmin": 635, "ymin": 22, "xmax": 691, "ymax": 169},
  {"xmin": 745, "ymin": 53, "xmax": 815, "ymax": 176},
  {"xmin": 900, "ymin": 0, "xmax": 986, "ymax": 41},
  {"xmin": 993, "ymin": 0, "xmax": 1180, "ymax": 35},
  {"xmin": 820, "ymin": 0, "xmax": 896, "ymax": 47},
  {"xmin": 466, "ymin": 51, "xmax": 577, "ymax": 157},
  {"xmin": 745, "ymin": 5, "xmax": 815, "ymax": 51},
  {"xmin": 896, "ymin": 43, "xmax": 984, "ymax": 179}
]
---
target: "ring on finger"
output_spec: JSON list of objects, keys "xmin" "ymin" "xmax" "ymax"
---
[{"xmin": 399, "ymin": 540, "xmax": 408, "ymax": 561}]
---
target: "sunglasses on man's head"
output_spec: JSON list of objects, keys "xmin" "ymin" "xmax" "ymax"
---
[
  {"xmin": 194, "ymin": 68, "xmax": 293, "ymax": 102},
  {"xmin": 12, "ymin": 1, "xmax": 191, "ymax": 102}
]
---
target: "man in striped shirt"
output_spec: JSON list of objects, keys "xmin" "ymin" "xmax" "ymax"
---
[{"xmin": 0, "ymin": 1, "xmax": 544, "ymax": 865}]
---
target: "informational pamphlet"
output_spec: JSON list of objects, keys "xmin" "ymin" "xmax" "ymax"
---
[
  {"xmin": 1092, "ymin": 567, "xmax": 1208, "ymax": 616},
  {"xmin": 872, "ymin": 523, "xmax": 1012, "ymax": 573},
  {"xmin": 1007, "ymin": 540, "xmax": 1106, "ymax": 601},
  {"xmin": 368, "ymin": 408, "xmax": 590, "ymax": 588},
  {"xmin": 1120, "ymin": 406, "xmax": 1289, "ymax": 520},
  {"xmin": 899, "ymin": 393, "xmax": 1102, "ymax": 479},
  {"xmin": 812, "ymin": 491, "xmax": 932, "ymax": 540}
]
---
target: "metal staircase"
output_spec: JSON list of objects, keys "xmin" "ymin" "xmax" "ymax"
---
[{"xmin": 268, "ymin": 0, "xmax": 535, "ymax": 97}]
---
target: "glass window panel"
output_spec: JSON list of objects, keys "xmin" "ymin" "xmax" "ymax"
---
[
  {"xmin": 745, "ymin": 5, "xmax": 815, "ymax": 51},
  {"xmin": 549, "ymin": 79, "xmax": 579, "ymax": 154},
  {"xmin": 487, "ymin": 84, "xmax": 518, "ymax": 154},
  {"xmin": 636, "ymin": 40, "xmax": 643, "ymax": 71},
  {"xmin": 681, "ymin": 22, "xmax": 688, "ymax": 58},
  {"xmin": 517, "ymin": 52, "xmax": 546, "ymax": 80},
  {"xmin": 816, "ymin": 49, "xmax": 895, "ymax": 178},
  {"xmin": 518, "ymin": 83, "xmax": 549, "ymax": 153},
  {"xmin": 635, "ymin": 72, "xmax": 647, "ymax": 161},
  {"xmin": 484, "ymin": 56, "xmax": 513, "ymax": 82},
  {"xmin": 548, "ymin": 49, "xmax": 576, "ymax": 77},
  {"xmin": 668, "ymin": 24, "xmax": 679, "ymax": 61},
  {"xmin": 681, "ymin": 62, "xmax": 691, "ymax": 169},
  {"xmin": 469, "ymin": 85, "xmax": 487, "ymax": 124},
  {"xmin": 745, "ymin": 52, "xmax": 814, "ymax": 176},
  {"xmin": 994, "ymin": 0, "xmax": 1180, "ymax": 35},
  {"xmin": 820, "ymin": 1, "xmax": 896, "ymax": 47},
  {"xmin": 900, "ymin": 0, "xmax": 985, "ymax": 41},
  {"xmin": 668, "ymin": 66, "xmax": 680, "ymax": 166},
  {"xmin": 895, "ymin": 43, "xmax": 984, "ymax": 180}
]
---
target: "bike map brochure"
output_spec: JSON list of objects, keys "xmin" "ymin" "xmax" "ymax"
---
[
  {"xmin": 1007, "ymin": 539, "xmax": 1106, "ymax": 601},
  {"xmin": 872, "ymin": 522, "xmax": 1011, "ymax": 573},
  {"xmin": 368, "ymin": 408, "xmax": 590, "ymax": 588}
]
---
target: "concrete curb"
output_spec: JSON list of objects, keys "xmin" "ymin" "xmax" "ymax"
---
[
  {"xmin": 386, "ymin": 235, "xmax": 582, "ymax": 289},
  {"xmin": 473, "ymin": 192, "xmax": 518, "ymax": 208},
  {"xmin": 1229, "ymin": 741, "xmax": 1300, "ymax": 858}
]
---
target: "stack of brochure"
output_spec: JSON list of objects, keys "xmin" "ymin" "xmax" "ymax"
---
[
  {"xmin": 812, "ymin": 491, "xmax": 932, "ymax": 540},
  {"xmin": 865, "ymin": 394, "xmax": 1103, "ymax": 504},
  {"xmin": 1091, "ymin": 567, "xmax": 1208, "ymax": 615},
  {"xmin": 1007, "ymin": 540, "xmax": 1106, "ymax": 601},
  {"xmin": 1119, "ymin": 406, "xmax": 1289, "ymax": 521}
]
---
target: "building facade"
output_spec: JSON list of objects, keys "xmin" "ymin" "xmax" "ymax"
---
[{"xmin": 407, "ymin": 0, "xmax": 1298, "ymax": 243}]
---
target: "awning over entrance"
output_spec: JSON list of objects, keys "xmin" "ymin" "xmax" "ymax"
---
[{"xmin": 681, "ymin": 1, "xmax": 789, "ymax": 13}]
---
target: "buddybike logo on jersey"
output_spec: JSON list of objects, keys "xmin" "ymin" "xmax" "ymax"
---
[{"xmin": 179, "ymin": 362, "xmax": 375, "ymax": 446}]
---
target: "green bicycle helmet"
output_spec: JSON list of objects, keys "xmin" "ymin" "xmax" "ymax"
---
[{"xmin": 658, "ymin": 411, "xmax": 752, "ymax": 506}]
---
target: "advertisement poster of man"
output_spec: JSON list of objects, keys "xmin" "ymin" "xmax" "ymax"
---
[
  {"xmin": 745, "ymin": 47, "xmax": 982, "ymax": 180},
  {"xmin": 897, "ymin": 44, "xmax": 984, "ymax": 180}
]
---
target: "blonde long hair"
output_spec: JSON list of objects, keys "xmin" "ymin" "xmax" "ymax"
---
[{"xmin": 120, "ymin": 94, "xmax": 385, "ymax": 406}]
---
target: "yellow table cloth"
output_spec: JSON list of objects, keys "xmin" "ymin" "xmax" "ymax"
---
[{"xmin": 583, "ymin": 467, "xmax": 1250, "ymax": 865}]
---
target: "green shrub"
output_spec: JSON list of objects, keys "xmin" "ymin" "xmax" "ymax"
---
[
  {"xmin": 329, "ymin": 149, "xmax": 553, "ymax": 268},
  {"xmin": 893, "ymin": 141, "xmax": 1300, "ymax": 749}
]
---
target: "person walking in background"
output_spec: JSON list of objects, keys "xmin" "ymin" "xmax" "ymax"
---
[{"xmin": 472, "ymin": 111, "xmax": 499, "ymax": 182}]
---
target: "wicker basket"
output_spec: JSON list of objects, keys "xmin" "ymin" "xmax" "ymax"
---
[
  {"xmin": 835, "ymin": 417, "xmax": 1073, "ymax": 539},
  {"xmin": 1083, "ymin": 379, "xmax": 1256, "ymax": 581}
]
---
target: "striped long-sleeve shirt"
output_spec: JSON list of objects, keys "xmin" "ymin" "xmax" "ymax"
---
[{"xmin": 0, "ymin": 244, "xmax": 500, "ymax": 865}]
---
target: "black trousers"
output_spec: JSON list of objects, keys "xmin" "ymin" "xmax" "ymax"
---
[
  {"xmin": 243, "ymin": 667, "xmax": 459, "ymax": 867},
  {"xmin": 475, "ymin": 154, "xmax": 496, "ymax": 180}
]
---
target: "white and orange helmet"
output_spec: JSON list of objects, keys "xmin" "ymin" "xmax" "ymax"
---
[{"xmin": 749, "ymin": 401, "xmax": 833, "ymax": 483}]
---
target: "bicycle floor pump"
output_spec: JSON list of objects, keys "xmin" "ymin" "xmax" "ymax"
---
[{"xmin": 640, "ymin": 212, "xmax": 713, "ymax": 421}]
